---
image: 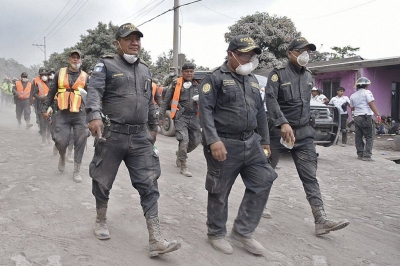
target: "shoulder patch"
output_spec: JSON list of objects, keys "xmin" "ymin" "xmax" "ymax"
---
[
  {"xmin": 250, "ymin": 82, "xmax": 259, "ymax": 89},
  {"xmin": 93, "ymin": 63, "xmax": 104, "ymax": 72},
  {"xmin": 139, "ymin": 60, "xmax": 149, "ymax": 67},
  {"xmin": 270, "ymin": 74, "xmax": 279, "ymax": 82},
  {"xmin": 202, "ymin": 83, "xmax": 211, "ymax": 94},
  {"xmin": 100, "ymin": 54, "xmax": 114, "ymax": 59}
]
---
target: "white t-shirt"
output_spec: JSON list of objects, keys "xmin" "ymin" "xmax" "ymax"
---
[
  {"xmin": 350, "ymin": 89, "xmax": 375, "ymax": 116},
  {"xmin": 311, "ymin": 94, "xmax": 327, "ymax": 103},
  {"xmin": 329, "ymin": 95, "xmax": 350, "ymax": 114}
]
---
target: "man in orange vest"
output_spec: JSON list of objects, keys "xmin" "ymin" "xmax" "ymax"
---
[
  {"xmin": 159, "ymin": 62, "xmax": 201, "ymax": 177},
  {"xmin": 42, "ymin": 50, "xmax": 89, "ymax": 183},
  {"xmin": 32, "ymin": 67, "xmax": 51, "ymax": 146},
  {"xmin": 13, "ymin": 72, "xmax": 33, "ymax": 128}
]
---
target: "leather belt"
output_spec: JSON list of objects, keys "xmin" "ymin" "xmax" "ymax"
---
[
  {"xmin": 109, "ymin": 122, "xmax": 145, "ymax": 134},
  {"xmin": 218, "ymin": 131, "xmax": 254, "ymax": 141}
]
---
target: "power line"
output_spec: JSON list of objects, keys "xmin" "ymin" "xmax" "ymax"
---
[
  {"xmin": 135, "ymin": 0, "xmax": 166, "ymax": 23},
  {"xmin": 118, "ymin": 0, "xmax": 161, "ymax": 25},
  {"xmin": 45, "ymin": 0, "xmax": 82, "ymax": 39},
  {"xmin": 47, "ymin": 0, "xmax": 90, "ymax": 40},
  {"xmin": 198, "ymin": 3, "xmax": 238, "ymax": 20},
  {"xmin": 138, "ymin": 0, "xmax": 202, "ymax": 27},
  {"xmin": 300, "ymin": 0, "xmax": 377, "ymax": 21}
]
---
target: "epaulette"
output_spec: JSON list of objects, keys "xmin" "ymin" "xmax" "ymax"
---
[
  {"xmin": 210, "ymin": 66, "xmax": 220, "ymax": 73},
  {"xmin": 100, "ymin": 54, "xmax": 114, "ymax": 59},
  {"xmin": 305, "ymin": 67, "xmax": 313, "ymax": 74},
  {"xmin": 139, "ymin": 60, "xmax": 149, "ymax": 67},
  {"xmin": 275, "ymin": 65, "xmax": 286, "ymax": 70}
]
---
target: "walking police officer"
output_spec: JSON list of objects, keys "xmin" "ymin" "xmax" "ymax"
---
[
  {"xmin": 350, "ymin": 77, "xmax": 380, "ymax": 161},
  {"xmin": 159, "ymin": 61, "xmax": 201, "ymax": 177},
  {"xmin": 85, "ymin": 23, "xmax": 181, "ymax": 257},
  {"xmin": 42, "ymin": 50, "xmax": 89, "ymax": 183},
  {"xmin": 199, "ymin": 35, "xmax": 277, "ymax": 255},
  {"xmin": 265, "ymin": 37, "xmax": 349, "ymax": 236}
]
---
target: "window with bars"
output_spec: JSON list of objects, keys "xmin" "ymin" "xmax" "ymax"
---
[{"xmin": 322, "ymin": 80, "xmax": 341, "ymax": 99}]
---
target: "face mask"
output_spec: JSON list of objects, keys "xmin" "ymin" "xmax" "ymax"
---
[
  {"xmin": 49, "ymin": 74, "xmax": 55, "ymax": 79},
  {"xmin": 41, "ymin": 76, "xmax": 48, "ymax": 82},
  {"xmin": 71, "ymin": 63, "xmax": 81, "ymax": 70},
  {"xmin": 169, "ymin": 72, "xmax": 175, "ymax": 76},
  {"xmin": 291, "ymin": 51, "xmax": 310, "ymax": 66},
  {"xmin": 118, "ymin": 41, "xmax": 138, "ymax": 64},
  {"xmin": 22, "ymin": 78, "xmax": 28, "ymax": 82},
  {"xmin": 232, "ymin": 54, "xmax": 259, "ymax": 76},
  {"xmin": 183, "ymin": 82, "xmax": 192, "ymax": 89}
]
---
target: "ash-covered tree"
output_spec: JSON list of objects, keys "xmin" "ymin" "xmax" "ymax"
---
[
  {"xmin": 225, "ymin": 12, "xmax": 301, "ymax": 69},
  {"xmin": 45, "ymin": 21, "xmax": 152, "ymax": 72},
  {"xmin": 329, "ymin": 46, "xmax": 360, "ymax": 59}
]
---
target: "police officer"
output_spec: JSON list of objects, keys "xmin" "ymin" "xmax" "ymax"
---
[
  {"xmin": 199, "ymin": 35, "xmax": 277, "ymax": 255},
  {"xmin": 13, "ymin": 72, "xmax": 33, "ymax": 128},
  {"xmin": 42, "ymin": 50, "xmax": 89, "ymax": 183},
  {"xmin": 329, "ymin": 86, "xmax": 350, "ymax": 146},
  {"xmin": 159, "ymin": 62, "xmax": 201, "ymax": 177},
  {"xmin": 350, "ymin": 77, "xmax": 380, "ymax": 161},
  {"xmin": 85, "ymin": 23, "xmax": 180, "ymax": 257},
  {"xmin": 265, "ymin": 37, "xmax": 349, "ymax": 236}
]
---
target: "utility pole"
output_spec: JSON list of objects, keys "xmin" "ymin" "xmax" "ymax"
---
[
  {"xmin": 173, "ymin": 0, "xmax": 179, "ymax": 73},
  {"xmin": 32, "ymin": 37, "xmax": 46, "ymax": 63}
]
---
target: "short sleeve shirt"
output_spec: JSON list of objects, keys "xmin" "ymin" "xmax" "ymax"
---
[
  {"xmin": 350, "ymin": 89, "xmax": 374, "ymax": 116},
  {"xmin": 329, "ymin": 95, "xmax": 350, "ymax": 114}
]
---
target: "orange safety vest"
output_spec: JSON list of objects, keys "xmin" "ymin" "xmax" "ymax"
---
[
  {"xmin": 33, "ymin": 77, "xmax": 49, "ymax": 96},
  {"xmin": 57, "ymin": 67, "xmax": 87, "ymax": 112},
  {"xmin": 170, "ymin": 77, "xmax": 198, "ymax": 119},
  {"xmin": 15, "ymin": 80, "xmax": 32, "ymax": 100},
  {"xmin": 152, "ymin": 82, "xmax": 163, "ymax": 104}
]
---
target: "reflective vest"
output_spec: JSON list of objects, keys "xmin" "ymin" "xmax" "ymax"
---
[
  {"xmin": 33, "ymin": 77, "xmax": 49, "ymax": 96},
  {"xmin": 170, "ymin": 77, "xmax": 198, "ymax": 118},
  {"xmin": 57, "ymin": 67, "xmax": 87, "ymax": 112},
  {"xmin": 15, "ymin": 80, "xmax": 32, "ymax": 100},
  {"xmin": 151, "ymin": 82, "xmax": 163, "ymax": 104}
]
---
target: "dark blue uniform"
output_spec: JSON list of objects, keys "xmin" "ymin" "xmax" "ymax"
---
[{"xmin": 199, "ymin": 61, "xmax": 277, "ymax": 239}]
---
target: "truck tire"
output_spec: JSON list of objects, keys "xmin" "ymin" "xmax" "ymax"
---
[{"xmin": 161, "ymin": 110, "xmax": 176, "ymax": 137}]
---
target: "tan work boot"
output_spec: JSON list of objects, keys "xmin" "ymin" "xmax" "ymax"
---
[
  {"xmin": 67, "ymin": 150, "xmax": 74, "ymax": 163},
  {"xmin": 312, "ymin": 205, "xmax": 350, "ymax": 236},
  {"xmin": 73, "ymin": 162, "xmax": 82, "ymax": 183},
  {"xmin": 146, "ymin": 216, "xmax": 181, "ymax": 257},
  {"xmin": 262, "ymin": 208, "xmax": 272, "ymax": 219},
  {"xmin": 58, "ymin": 154, "xmax": 66, "ymax": 172},
  {"xmin": 180, "ymin": 160, "xmax": 192, "ymax": 177},
  {"xmin": 94, "ymin": 208, "xmax": 110, "ymax": 240},
  {"xmin": 175, "ymin": 151, "xmax": 181, "ymax": 167},
  {"xmin": 230, "ymin": 230, "xmax": 266, "ymax": 255},
  {"xmin": 208, "ymin": 237, "xmax": 233, "ymax": 254}
]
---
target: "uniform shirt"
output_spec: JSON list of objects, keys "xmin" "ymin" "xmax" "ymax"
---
[
  {"xmin": 159, "ymin": 79, "xmax": 199, "ymax": 119},
  {"xmin": 265, "ymin": 61, "xmax": 313, "ymax": 128},
  {"xmin": 350, "ymin": 88, "xmax": 375, "ymax": 116},
  {"xmin": 198, "ymin": 61, "xmax": 269, "ymax": 146},
  {"xmin": 42, "ymin": 68, "xmax": 88, "ymax": 113},
  {"xmin": 311, "ymin": 93, "xmax": 327, "ymax": 103},
  {"xmin": 85, "ymin": 54, "xmax": 158, "ymax": 132},
  {"xmin": 329, "ymin": 95, "xmax": 350, "ymax": 114}
]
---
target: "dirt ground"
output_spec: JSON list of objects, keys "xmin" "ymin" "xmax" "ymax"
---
[{"xmin": 0, "ymin": 104, "xmax": 399, "ymax": 266}]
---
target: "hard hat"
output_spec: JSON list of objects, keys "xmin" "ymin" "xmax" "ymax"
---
[{"xmin": 355, "ymin": 77, "xmax": 371, "ymax": 88}]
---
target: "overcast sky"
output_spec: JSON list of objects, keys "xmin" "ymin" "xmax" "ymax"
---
[{"xmin": 0, "ymin": 0, "xmax": 398, "ymax": 69}]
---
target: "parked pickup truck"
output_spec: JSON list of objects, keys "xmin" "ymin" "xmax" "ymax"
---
[{"xmin": 159, "ymin": 72, "xmax": 340, "ymax": 147}]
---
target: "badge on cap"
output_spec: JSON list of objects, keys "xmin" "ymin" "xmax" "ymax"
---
[
  {"xmin": 270, "ymin": 74, "xmax": 278, "ymax": 82},
  {"xmin": 202, "ymin": 83, "xmax": 211, "ymax": 94}
]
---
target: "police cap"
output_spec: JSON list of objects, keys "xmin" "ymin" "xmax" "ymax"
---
[
  {"xmin": 287, "ymin": 37, "xmax": 316, "ymax": 51},
  {"xmin": 115, "ymin": 23, "xmax": 143, "ymax": 39},
  {"xmin": 38, "ymin": 67, "xmax": 48, "ymax": 75},
  {"xmin": 21, "ymin": 72, "xmax": 28, "ymax": 77},
  {"xmin": 182, "ymin": 62, "xmax": 195, "ymax": 70},
  {"xmin": 70, "ymin": 49, "xmax": 82, "ymax": 58},
  {"xmin": 228, "ymin": 35, "xmax": 261, "ymax": 55}
]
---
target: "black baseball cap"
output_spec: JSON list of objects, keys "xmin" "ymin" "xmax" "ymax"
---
[
  {"xmin": 182, "ymin": 62, "xmax": 195, "ymax": 70},
  {"xmin": 70, "ymin": 49, "xmax": 82, "ymax": 58},
  {"xmin": 287, "ymin": 37, "xmax": 316, "ymax": 51},
  {"xmin": 38, "ymin": 67, "xmax": 48, "ymax": 75},
  {"xmin": 228, "ymin": 35, "xmax": 261, "ymax": 55},
  {"xmin": 21, "ymin": 72, "xmax": 28, "ymax": 77},
  {"xmin": 115, "ymin": 23, "xmax": 143, "ymax": 39}
]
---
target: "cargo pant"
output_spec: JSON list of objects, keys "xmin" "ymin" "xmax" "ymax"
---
[
  {"xmin": 269, "ymin": 125, "xmax": 323, "ymax": 207},
  {"xmin": 204, "ymin": 132, "xmax": 277, "ymax": 238},
  {"xmin": 354, "ymin": 115, "xmax": 374, "ymax": 158},
  {"xmin": 15, "ymin": 99, "xmax": 31, "ymax": 124},
  {"xmin": 174, "ymin": 114, "xmax": 201, "ymax": 160}
]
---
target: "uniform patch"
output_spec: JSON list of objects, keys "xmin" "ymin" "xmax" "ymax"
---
[
  {"xmin": 270, "ymin": 74, "xmax": 278, "ymax": 82},
  {"xmin": 113, "ymin": 73, "xmax": 124, "ymax": 77},
  {"xmin": 223, "ymin": 79, "xmax": 235, "ymax": 86},
  {"xmin": 202, "ymin": 83, "xmax": 211, "ymax": 94},
  {"xmin": 250, "ymin": 82, "xmax": 259, "ymax": 89},
  {"xmin": 94, "ymin": 63, "xmax": 104, "ymax": 72}
]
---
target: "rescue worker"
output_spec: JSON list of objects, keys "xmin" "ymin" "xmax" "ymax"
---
[
  {"xmin": 48, "ymin": 68, "xmax": 56, "ymax": 86},
  {"xmin": 2, "ymin": 77, "xmax": 14, "ymax": 106},
  {"xmin": 32, "ymin": 68, "xmax": 51, "ymax": 146},
  {"xmin": 311, "ymin": 87, "xmax": 328, "ymax": 104},
  {"xmin": 350, "ymin": 77, "xmax": 380, "ymax": 161},
  {"xmin": 151, "ymin": 79, "xmax": 163, "ymax": 107},
  {"xmin": 329, "ymin": 86, "xmax": 350, "ymax": 146},
  {"xmin": 159, "ymin": 62, "xmax": 201, "ymax": 177},
  {"xmin": 265, "ymin": 37, "xmax": 350, "ymax": 236},
  {"xmin": 199, "ymin": 35, "xmax": 277, "ymax": 255},
  {"xmin": 42, "ymin": 50, "xmax": 89, "ymax": 183},
  {"xmin": 13, "ymin": 72, "xmax": 33, "ymax": 128},
  {"xmin": 85, "ymin": 23, "xmax": 181, "ymax": 257}
]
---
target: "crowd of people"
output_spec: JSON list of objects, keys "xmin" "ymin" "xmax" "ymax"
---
[{"xmin": 2, "ymin": 22, "xmax": 396, "ymax": 258}]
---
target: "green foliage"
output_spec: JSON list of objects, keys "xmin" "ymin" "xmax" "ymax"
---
[
  {"xmin": 225, "ymin": 12, "xmax": 301, "ymax": 68},
  {"xmin": 329, "ymin": 46, "xmax": 360, "ymax": 59}
]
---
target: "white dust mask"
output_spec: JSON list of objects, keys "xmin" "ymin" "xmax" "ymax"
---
[
  {"xmin": 49, "ymin": 74, "xmax": 55, "ymax": 79},
  {"xmin": 233, "ymin": 54, "xmax": 259, "ymax": 76},
  {"xmin": 71, "ymin": 63, "xmax": 81, "ymax": 70},
  {"xmin": 22, "ymin": 78, "xmax": 28, "ymax": 82},
  {"xmin": 291, "ymin": 51, "xmax": 310, "ymax": 66},
  {"xmin": 183, "ymin": 82, "xmax": 192, "ymax": 89},
  {"xmin": 41, "ymin": 76, "xmax": 48, "ymax": 82},
  {"xmin": 118, "ymin": 42, "xmax": 138, "ymax": 64}
]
